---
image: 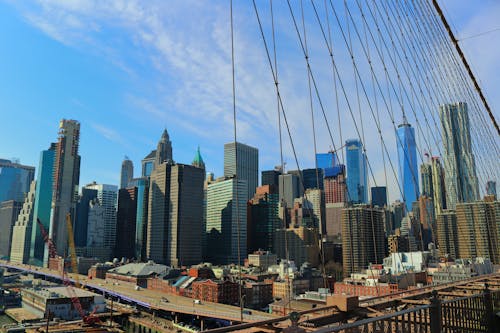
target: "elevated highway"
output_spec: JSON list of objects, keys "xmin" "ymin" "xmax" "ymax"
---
[{"xmin": 0, "ymin": 261, "xmax": 276, "ymax": 323}]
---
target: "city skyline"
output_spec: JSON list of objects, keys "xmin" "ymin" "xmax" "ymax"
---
[{"xmin": 0, "ymin": 1, "xmax": 498, "ymax": 201}]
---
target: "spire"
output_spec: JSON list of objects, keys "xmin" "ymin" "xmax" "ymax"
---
[
  {"xmin": 192, "ymin": 145, "xmax": 205, "ymax": 169},
  {"xmin": 160, "ymin": 128, "xmax": 169, "ymax": 142}
]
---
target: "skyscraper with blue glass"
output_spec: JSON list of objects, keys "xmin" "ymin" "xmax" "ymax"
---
[
  {"xmin": 29, "ymin": 144, "xmax": 56, "ymax": 266},
  {"xmin": 346, "ymin": 139, "xmax": 367, "ymax": 204},
  {"xmin": 396, "ymin": 118, "xmax": 419, "ymax": 213},
  {"xmin": 0, "ymin": 159, "xmax": 35, "ymax": 203}
]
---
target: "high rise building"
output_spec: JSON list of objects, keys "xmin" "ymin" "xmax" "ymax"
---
[
  {"xmin": 49, "ymin": 119, "xmax": 81, "ymax": 256},
  {"xmin": 389, "ymin": 200, "xmax": 405, "ymax": 232},
  {"xmin": 0, "ymin": 200, "xmax": 22, "ymax": 259},
  {"xmin": 456, "ymin": 200, "xmax": 499, "ymax": 264},
  {"xmin": 279, "ymin": 173, "xmax": 301, "ymax": 209},
  {"xmin": 120, "ymin": 157, "xmax": 134, "ymax": 189},
  {"xmin": 289, "ymin": 168, "xmax": 324, "ymax": 191},
  {"xmin": 371, "ymin": 186, "xmax": 387, "ymax": 208},
  {"xmin": 345, "ymin": 139, "xmax": 368, "ymax": 204},
  {"xmin": 0, "ymin": 159, "xmax": 35, "ymax": 203},
  {"xmin": 486, "ymin": 181, "xmax": 497, "ymax": 198},
  {"xmin": 316, "ymin": 151, "xmax": 338, "ymax": 170},
  {"xmin": 115, "ymin": 187, "xmax": 138, "ymax": 260},
  {"xmin": 274, "ymin": 226, "xmax": 320, "ymax": 267},
  {"xmin": 396, "ymin": 118, "xmax": 419, "ymax": 212},
  {"xmin": 439, "ymin": 102, "xmax": 479, "ymax": 208},
  {"xmin": 10, "ymin": 181, "xmax": 36, "ymax": 264},
  {"xmin": 420, "ymin": 163, "xmax": 433, "ymax": 198},
  {"xmin": 436, "ymin": 210, "xmax": 459, "ymax": 259},
  {"xmin": 341, "ymin": 205, "xmax": 385, "ymax": 277},
  {"xmin": 86, "ymin": 199, "xmax": 110, "ymax": 261},
  {"xmin": 304, "ymin": 188, "xmax": 324, "ymax": 232},
  {"xmin": 431, "ymin": 157, "xmax": 447, "ymax": 215},
  {"xmin": 206, "ymin": 177, "xmax": 247, "ymax": 265},
  {"xmin": 147, "ymin": 163, "xmax": 204, "ymax": 266},
  {"xmin": 325, "ymin": 202, "xmax": 345, "ymax": 242},
  {"xmin": 224, "ymin": 142, "xmax": 258, "ymax": 200},
  {"xmin": 261, "ymin": 168, "xmax": 281, "ymax": 187},
  {"xmin": 247, "ymin": 185, "xmax": 280, "ymax": 253},
  {"xmin": 324, "ymin": 165, "xmax": 346, "ymax": 204},
  {"xmin": 84, "ymin": 183, "xmax": 118, "ymax": 258},
  {"xmin": 167, "ymin": 164, "xmax": 204, "ymax": 267},
  {"xmin": 30, "ymin": 144, "xmax": 56, "ymax": 266},
  {"xmin": 129, "ymin": 177, "xmax": 149, "ymax": 261},
  {"xmin": 74, "ymin": 188, "xmax": 98, "ymax": 248},
  {"xmin": 419, "ymin": 196, "xmax": 436, "ymax": 248},
  {"xmin": 141, "ymin": 129, "xmax": 173, "ymax": 177}
]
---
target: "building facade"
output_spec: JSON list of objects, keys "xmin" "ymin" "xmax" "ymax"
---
[
  {"xmin": 115, "ymin": 187, "xmax": 138, "ymax": 260},
  {"xmin": 0, "ymin": 200, "xmax": 23, "ymax": 259},
  {"xmin": 342, "ymin": 205, "xmax": 385, "ymax": 277},
  {"xmin": 0, "ymin": 159, "xmax": 35, "ymax": 203},
  {"xmin": 29, "ymin": 144, "xmax": 56, "ymax": 266},
  {"xmin": 439, "ymin": 102, "xmax": 479, "ymax": 208},
  {"xmin": 224, "ymin": 142, "xmax": 258, "ymax": 200},
  {"xmin": 120, "ymin": 157, "xmax": 134, "ymax": 189},
  {"xmin": 247, "ymin": 185, "xmax": 280, "ymax": 253},
  {"xmin": 345, "ymin": 139, "xmax": 367, "ymax": 204},
  {"xmin": 206, "ymin": 177, "xmax": 248, "ymax": 264},
  {"xmin": 436, "ymin": 210, "xmax": 459, "ymax": 259},
  {"xmin": 10, "ymin": 181, "xmax": 36, "ymax": 264},
  {"xmin": 49, "ymin": 119, "xmax": 81, "ymax": 257},
  {"xmin": 396, "ymin": 119, "xmax": 419, "ymax": 212}
]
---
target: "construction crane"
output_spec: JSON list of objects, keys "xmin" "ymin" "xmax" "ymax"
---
[{"xmin": 36, "ymin": 216, "xmax": 100, "ymax": 325}]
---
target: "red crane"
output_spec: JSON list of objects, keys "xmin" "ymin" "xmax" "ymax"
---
[{"xmin": 36, "ymin": 218, "xmax": 100, "ymax": 325}]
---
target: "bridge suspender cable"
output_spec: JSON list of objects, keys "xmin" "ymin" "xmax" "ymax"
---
[{"xmin": 432, "ymin": 0, "xmax": 499, "ymax": 137}]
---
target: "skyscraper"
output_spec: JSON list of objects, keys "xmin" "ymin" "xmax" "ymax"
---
[
  {"xmin": 439, "ymin": 102, "xmax": 479, "ymax": 208},
  {"xmin": 74, "ymin": 188, "xmax": 98, "ymax": 248},
  {"xmin": 10, "ymin": 181, "xmax": 36, "ymax": 264},
  {"xmin": 345, "ymin": 139, "xmax": 367, "ymax": 204},
  {"xmin": 49, "ymin": 119, "xmax": 81, "ymax": 256},
  {"xmin": 84, "ymin": 183, "xmax": 118, "ymax": 259},
  {"xmin": 456, "ymin": 200, "xmax": 499, "ymax": 264},
  {"xmin": 278, "ymin": 173, "xmax": 301, "ymax": 209},
  {"xmin": 261, "ymin": 168, "xmax": 281, "ymax": 187},
  {"xmin": 247, "ymin": 185, "xmax": 280, "ymax": 253},
  {"xmin": 324, "ymin": 165, "xmax": 346, "ymax": 204},
  {"xmin": 371, "ymin": 186, "xmax": 387, "ymax": 208},
  {"xmin": 342, "ymin": 205, "xmax": 385, "ymax": 277},
  {"xmin": 431, "ymin": 157, "xmax": 447, "ymax": 215},
  {"xmin": 0, "ymin": 159, "xmax": 35, "ymax": 203},
  {"xmin": 396, "ymin": 118, "xmax": 419, "ymax": 212},
  {"xmin": 0, "ymin": 200, "xmax": 22, "ymax": 259},
  {"xmin": 120, "ymin": 157, "xmax": 134, "ymax": 189},
  {"xmin": 316, "ymin": 151, "xmax": 338, "ymax": 170},
  {"xmin": 486, "ymin": 181, "xmax": 497, "ymax": 198},
  {"xmin": 436, "ymin": 210, "xmax": 459, "ymax": 259},
  {"xmin": 224, "ymin": 142, "xmax": 258, "ymax": 200},
  {"xmin": 147, "ymin": 163, "xmax": 204, "ymax": 266},
  {"xmin": 420, "ymin": 162, "xmax": 433, "ymax": 198},
  {"xmin": 130, "ymin": 177, "xmax": 148, "ymax": 261},
  {"xmin": 141, "ymin": 129, "xmax": 173, "ymax": 178},
  {"xmin": 289, "ymin": 168, "xmax": 324, "ymax": 191},
  {"xmin": 115, "ymin": 187, "xmax": 138, "ymax": 260},
  {"xmin": 168, "ymin": 164, "xmax": 204, "ymax": 267},
  {"xmin": 30, "ymin": 144, "xmax": 56, "ymax": 266},
  {"xmin": 205, "ymin": 177, "xmax": 247, "ymax": 265}
]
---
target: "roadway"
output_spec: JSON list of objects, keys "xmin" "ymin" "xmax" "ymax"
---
[{"xmin": 0, "ymin": 261, "xmax": 276, "ymax": 323}]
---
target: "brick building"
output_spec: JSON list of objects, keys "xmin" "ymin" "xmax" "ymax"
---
[{"xmin": 191, "ymin": 279, "xmax": 239, "ymax": 304}]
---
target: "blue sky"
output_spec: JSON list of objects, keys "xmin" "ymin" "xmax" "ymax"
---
[{"xmin": 0, "ymin": 0, "xmax": 498, "ymax": 197}]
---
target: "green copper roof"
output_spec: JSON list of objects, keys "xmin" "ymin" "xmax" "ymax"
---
[{"xmin": 192, "ymin": 146, "xmax": 205, "ymax": 168}]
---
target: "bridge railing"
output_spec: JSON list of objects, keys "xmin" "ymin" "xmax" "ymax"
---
[{"xmin": 313, "ymin": 285, "xmax": 497, "ymax": 333}]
